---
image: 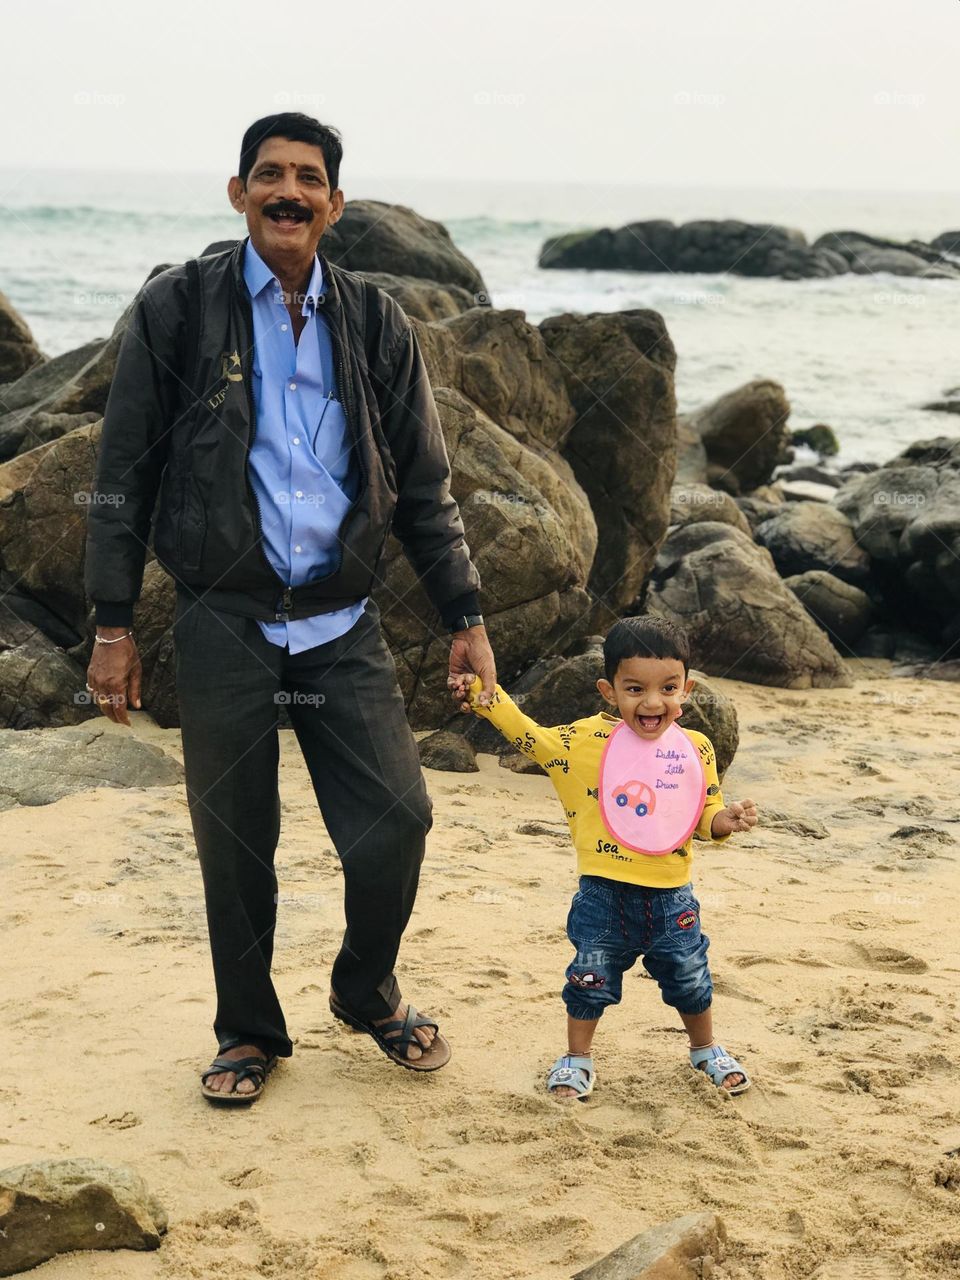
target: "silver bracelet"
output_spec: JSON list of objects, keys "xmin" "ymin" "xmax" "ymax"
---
[{"xmin": 94, "ymin": 630, "xmax": 133, "ymax": 645}]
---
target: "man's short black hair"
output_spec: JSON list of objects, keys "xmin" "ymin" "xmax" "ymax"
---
[
  {"xmin": 603, "ymin": 616, "xmax": 691, "ymax": 684},
  {"xmin": 238, "ymin": 113, "xmax": 343, "ymax": 189}
]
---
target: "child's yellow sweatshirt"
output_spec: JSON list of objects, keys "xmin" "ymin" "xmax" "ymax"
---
[{"xmin": 467, "ymin": 679, "xmax": 729, "ymax": 889}]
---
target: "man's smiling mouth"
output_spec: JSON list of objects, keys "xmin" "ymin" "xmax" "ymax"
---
[{"xmin": 265, "ymin": 206, "xmax": 311, "ymax": 225}]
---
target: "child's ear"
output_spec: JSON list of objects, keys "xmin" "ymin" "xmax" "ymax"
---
[
  {"xmin": 596, "ymin": 677, "xmax": 617, "ymax": 707},
  {"xmin": 680, "ymin": 675, "xmax": 696, "ymax": 703}
]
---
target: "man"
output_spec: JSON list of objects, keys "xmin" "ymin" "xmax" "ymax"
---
[{"xmin": 84, "ymin": 113, "xmax": 496, "ymax": 1103}]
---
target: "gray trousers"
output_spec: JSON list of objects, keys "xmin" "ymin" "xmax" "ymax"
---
[{"xmin": 173, "ymin": 591, "xmax": 432, "ymax": 1058}]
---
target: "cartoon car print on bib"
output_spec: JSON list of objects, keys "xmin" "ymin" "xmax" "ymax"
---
[{"xmin": 613, "ymin": 779, "xmax": 657, "ymax": 817}]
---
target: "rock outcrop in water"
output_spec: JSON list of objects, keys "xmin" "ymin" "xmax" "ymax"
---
[{"xmin": 539, "ymin": 220, "xmax": 960, "ymax": 281}]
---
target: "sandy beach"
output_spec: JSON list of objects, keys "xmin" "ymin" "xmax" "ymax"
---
[{"xmin": 5, "ymin": 660, "xmax": 960, "ymax": 1279}]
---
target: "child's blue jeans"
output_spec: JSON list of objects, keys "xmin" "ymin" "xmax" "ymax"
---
[{"xmin": 563, "ymin": 875, "xmax": 713, "ymax": 1020}]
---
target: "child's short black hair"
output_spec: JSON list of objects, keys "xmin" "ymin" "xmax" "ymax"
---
[{"xmin": 603, "ymin": 616, "xmax": 691, "ymax": 684}]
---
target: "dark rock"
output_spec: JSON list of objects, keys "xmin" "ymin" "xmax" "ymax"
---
[
  {"xmin": 763, "ymin": 809, "xmax": 829, "ymax": 839},
  {"xmin": 785, "ymin": 571, "xmax": 874, "ymax": 647},
  {"xmin": 540, "ymin": 219, "xmax": 847, "ymax": 280},
  {"xmin": 358, "ymin": 272, "xmax": 476, "ymax": 321},
  {"xmin": 0, "ymin": 289, "xmax": 44, "ymax": 385},
  {"xmin": 0, "ymin": 339, "xmax": 104, "ymax": 460},
  {"xmin": 0, "ymin": 420, "xmax": 102, "ymax": 634},
  {"xmin": 645, "ymin": 522, "xmax": 851, "ymax": 689},
  {"xmin": 499, "ymin": 751, "xmax": 545, "ymax": 775},
  {"xmin": 435, "ymin": 309, "xmax": 574, "ymax": 450},
  {"xmin": 754, "ymin": 501, "xmax": 869, "ymax": 585},
  {"xmin": 687, "ymin": 380, "xmax": 792, "ymax": 494},
  {"xmin": 775, "ymin": 463, "xmax": 843, "ymax": 488},
  {"xmin": 789, "ymin": 423, "xmax": 839, "ymax": 458},
  {"xmin": 0, "ymin": 722, "xmax": 182, "ymax": 810},
  {"xmin": 833, "ymin": 435, "xmax": 960, "ymax": 639},
  {"xmin": 322, "ymin": 200, "xmax": 486, "ymax": 294},
  {"xmin": 0, "ymin": 1157, "xmax": 166, "ymax": 1275},
  {"xmin": 375, "ymin": 388, "xmax": 596, "ymax": 728},
  {"xmin": 890, "ymin": 659, "xmax": 960, "ymax": 682},
  {"xmin": 0, "ymin": 614, "xmax": 92, "ymax": 729},
  {"xmin": 932, "ymin": 230, "xmax": 960, "ymax": 256},
  {"xmin": 681, "ymin": 671, "xmax": 739, "ymax": 780},
  {"xmin": 675, "ymin": 412, "xmax": 708, "ymax": 485},
  {"xmin": 813, "ymin": 230, "xmax": 960, "ymax": 278},
  {"xmin": 540, "ymin": 310, "xmax": 676, "ymax": 621},
  {"xmin": 670, "ymin": 484, "xmax": 751, "ymax": 537},
  {"xmin": 418, "ymin": 729, "xmax": 478, "ymax": 772},
  {"xmin": 735, "ymin": 495, "xmax": 786, "ymax": 532}
]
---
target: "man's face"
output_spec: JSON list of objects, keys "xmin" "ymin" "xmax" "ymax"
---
[
  {"xmin": 597, "ymin": 656, "xmax": 694, "ymax": 741},
  {"xmin": 227, "ymin": 136, "xmax": 344, "ymax": 262}
]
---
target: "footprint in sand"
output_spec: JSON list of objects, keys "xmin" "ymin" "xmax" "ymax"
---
[
  {"xmin": 90, "ymin": 1111, "xmax": 141, "ymax": 1130},
  {"xmin": 222, "ymin": 1166, "xmax": 270, "ymax": 1189},
  {"xmin": 852, "ymin": 942, "xmax": 928, "ymax": 974},
  {"xmin": 809, "ymin": 1258, "xmax": 902, "ymax": 1279}
]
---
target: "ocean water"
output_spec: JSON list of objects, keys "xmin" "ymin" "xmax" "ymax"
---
[{"xmin": 1, "ymin": 167, "xmax": 958, "ymax": 466}]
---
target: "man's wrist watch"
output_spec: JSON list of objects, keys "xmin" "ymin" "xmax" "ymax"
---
[{"xmin": 449, "ymin": 613, "xmax": 484, "ymax": 633}]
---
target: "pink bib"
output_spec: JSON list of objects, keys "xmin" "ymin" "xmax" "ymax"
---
[{"xmin": 598, "ymin": 721, "xmax": 706, "ymax": 856}]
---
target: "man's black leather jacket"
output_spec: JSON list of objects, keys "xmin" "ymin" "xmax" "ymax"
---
[{"xmin": 84, "ymin": 238, "xmax": 480, "ymax": 628}]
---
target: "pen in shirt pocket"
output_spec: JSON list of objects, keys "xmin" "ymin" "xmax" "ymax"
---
[{"xmin": 311, "ymin": 392, "xmax": 334, "ymax": 452}]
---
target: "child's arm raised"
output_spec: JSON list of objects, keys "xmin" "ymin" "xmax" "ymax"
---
[{"xmin": 448, "ymin": 673, "xmax": 566, "ymax": 771}]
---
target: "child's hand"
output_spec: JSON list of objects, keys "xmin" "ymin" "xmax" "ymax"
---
[
  {"xmin": 711, "ymin": 800, "xmax": 758, "ymax": 837},
  {"xmin": 447, "ymin": 671, "xmax": 478, "ymax": 714}
]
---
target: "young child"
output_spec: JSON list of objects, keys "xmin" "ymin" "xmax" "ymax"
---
[{"xmin": 449, "ymin": 615, "xmax": 758, "ymax": 1101}]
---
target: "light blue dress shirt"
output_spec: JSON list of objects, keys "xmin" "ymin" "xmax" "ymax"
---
[{"xmin": 243, "ymin": 239, "xmax": 367, "ymax": 654}]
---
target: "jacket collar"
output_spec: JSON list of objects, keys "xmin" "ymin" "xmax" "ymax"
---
[{"xmin": 229, "ymin": 236, "xmax": 343, "ymax": 316}]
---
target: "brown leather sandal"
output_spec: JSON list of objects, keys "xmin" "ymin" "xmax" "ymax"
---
[{"xmin": 329, "ymin": 993, "xmax": 451, "ymax": 1072}]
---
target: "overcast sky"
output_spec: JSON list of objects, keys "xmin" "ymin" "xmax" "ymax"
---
[{"xmin": 2, "ymin": 0, "xmax": 956, "ymax": 191}]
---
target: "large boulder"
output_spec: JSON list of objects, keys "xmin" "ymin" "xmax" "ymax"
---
[
  {"xmin": 645, "ymin": 522, "xmax": 851, "ymax": 688},
  {"xmin": 322, "ymin": 200, "xmax": 486, "ymax": 295},
  {"xmin": 681, "ymin": 671, "xmax": 739, "ymax": 780},
  {"xmin": 834, "ymin": 436, "xmax": 960, "ymax": 640},
  {"xmin": 687, "ymin": 380, "xmax": 792, "ymax": 494},
  {"xmin": 0, "ymin": 614, "xmax": 91, "ymax": 729},
  {"xmin": 540, "ymin": 310, "xmax": 676, "ymax": 622},
  {"xmin": 785, "ymin": 571, "xmax": 874, "ymax": 647},
  {"xmin": 0, "ymin": 339, "xmax": 104, "ymax": 460},
  {"xmin": 358, "ymin": 271, "xmax": 476, "ymax": 322},
  {"xmin": 374, "ymin": 388, "xmax": 597, "ymax": 727},
  {"xmin": 540, "ymin": 220, "xmax": 848, "ymax": 279},
  {"xmin": 813, "ymin": 230, "xmax": 960, "ymax": 279},
  {"xmin": 0, "ymin": 1158, "xmax": 167, "ymax": 1275},
  {"xmin": 0, "ymin": 290, "xmax": 44, "ymax": 384},
  {"xmin": 754, "ymin": 500, "xmax": 870, "ymax": 585},
  {"xmin": 433, "ymin": 309, "xmax": 574, "ymax": 450},
  {"xmin": 0, "ymin": 420, "xmax": 102, "ymax": 634}
]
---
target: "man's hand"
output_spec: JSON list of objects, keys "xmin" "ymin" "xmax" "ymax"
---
[
  {"xmin": 86, "ymin": 630, "xmax": 142, "ymax": 727},
  {"xmin": 448, "ymin": 625, "xmax": 495, "ymax": 710},
  {"xmin": 711, "ymin": 800, "xmax": 759, "ymax": 838}
]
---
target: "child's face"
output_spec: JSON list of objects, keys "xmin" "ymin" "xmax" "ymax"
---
[{"xmin": 596, "ymin": 655, "xmax": 694, "ymax": 740}]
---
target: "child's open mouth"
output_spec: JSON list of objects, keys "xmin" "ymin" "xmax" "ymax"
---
[{"xmin": 636, "ymin": 714, "xmax": 664, "ymax": 731}]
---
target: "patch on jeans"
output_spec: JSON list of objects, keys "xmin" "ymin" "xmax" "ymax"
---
[
  {"xmin": 568, "ymin": 970, "xmax": 606, "ymax": 989},
  {"xmin": 677, "ymin": 910, "xmax": 698, "ymax": 930}
]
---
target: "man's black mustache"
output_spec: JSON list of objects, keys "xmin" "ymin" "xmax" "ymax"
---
[{"xmin": 263, "ymin": 201, "xmax": 313, "ymax": 222}]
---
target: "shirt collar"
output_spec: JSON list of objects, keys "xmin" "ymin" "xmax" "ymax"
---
[{"xmin": 242, "ymin": 237, "xmax": 324, "ymax": 314}]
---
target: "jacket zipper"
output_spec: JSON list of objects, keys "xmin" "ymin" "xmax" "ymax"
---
[{"xmin": 237, "ymin": 289, "xmax": 290, "ymax": 620}]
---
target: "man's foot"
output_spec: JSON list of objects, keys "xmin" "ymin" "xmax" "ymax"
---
[
  {"xmin": 202, "ymin": 1043, "xmax": 266, "ymax": 1095},
  {"xmin": 373, "ymin": 1002, "xmax": 435, "ymax": 1060}
]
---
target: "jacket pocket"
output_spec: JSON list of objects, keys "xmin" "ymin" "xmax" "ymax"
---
[{"xmin": 177, "ymin": 472, "xmax": 207, "ymax": 571}]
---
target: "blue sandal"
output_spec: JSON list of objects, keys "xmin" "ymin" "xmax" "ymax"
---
[
  {"xmin": 547, "ymin": 1054, "xmax": 596, "ymax": 1100},
  {"xmin": 689, "ymin": 1043, "xmax": 751, "ymax": 1095}
]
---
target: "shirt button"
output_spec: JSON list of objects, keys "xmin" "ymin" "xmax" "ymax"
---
[
  {"xmin": 289, "ymin": 382, "xmax": 297, "ymax": 391},
  {"xmin": 294, "ymin": 544, "xmax": 302, "ymax": 553},
  {"xmin": 295, "ymin": 490, "xmax": 303, "ymax": 498},
  {"xmin": 292, "ymin": 436, "xmax": 300, "ymax": 445},
  {"xmin": 281, "ymin": 324, "xmax": 288, "ymax": 332}
]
